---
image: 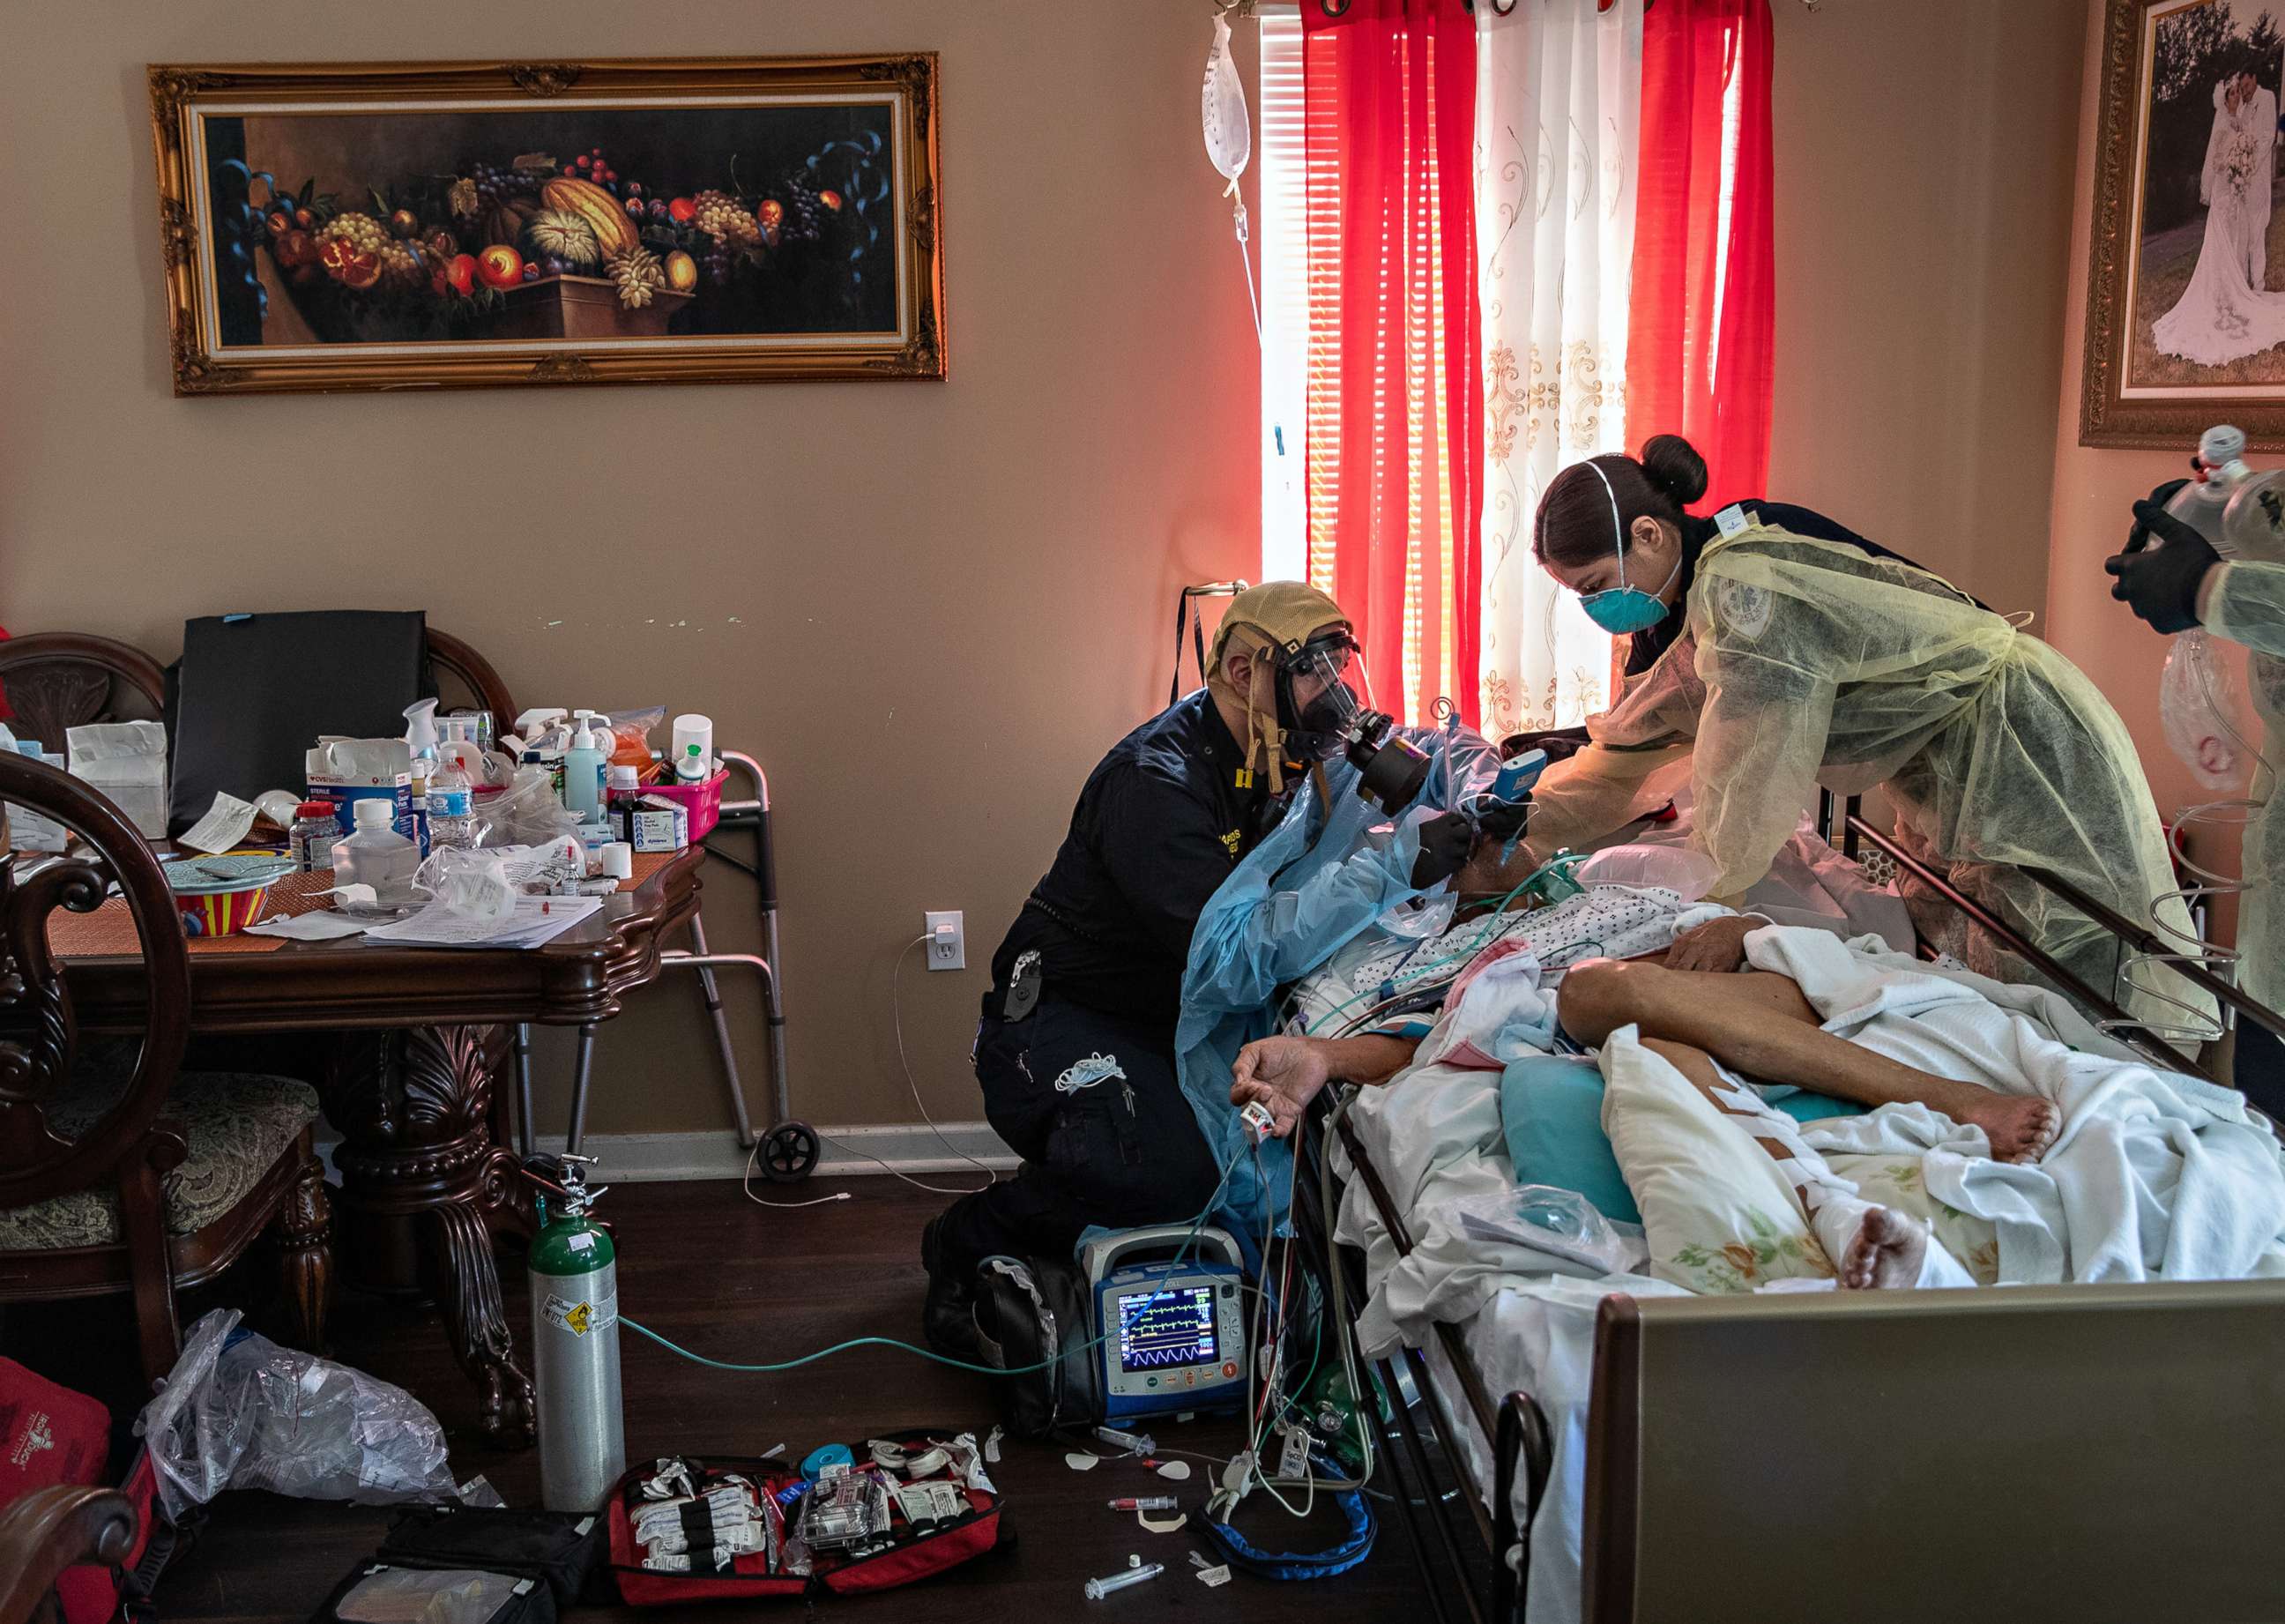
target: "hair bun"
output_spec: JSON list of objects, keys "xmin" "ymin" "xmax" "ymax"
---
[{"xmin": 1639, "ymin": 434, "xmax": 1709, "ymax": 508}]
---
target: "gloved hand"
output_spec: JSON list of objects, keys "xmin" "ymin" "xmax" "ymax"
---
[
  {"xmin": 1410, "ymin": 810, "xmax": 1475, "ymax": 890},
  {"xmin": 1473, "ymin": 797, "xmax": 1533, "ymax": 846},
  {"xmin": 2106, "ymin": 479, "xmax": 2218, "ymax": 635}
]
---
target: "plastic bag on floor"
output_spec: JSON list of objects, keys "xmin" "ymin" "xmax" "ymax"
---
[{"xmin": 136, "ymin": 1308, "xmax": 457, "ymax": 1518}]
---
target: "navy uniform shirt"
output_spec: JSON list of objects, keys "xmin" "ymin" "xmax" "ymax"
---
[{"xmin": 991, "ymin": 689, "xmax": 1285, "ymax": 1034}]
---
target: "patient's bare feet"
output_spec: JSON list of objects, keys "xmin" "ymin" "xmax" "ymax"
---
[
  {"xmin": 1950, "ymin": 1091, "xmax": 2059, "ymax": 1165},
  {"xmin": 1840, "ymin": 1205, "xmax": 1929, "ymax": 1290}
]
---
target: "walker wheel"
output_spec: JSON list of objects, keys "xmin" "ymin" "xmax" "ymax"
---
[{"xmin": 761, "ymin": 1121, "xmax": 821, "ymax": 1183}]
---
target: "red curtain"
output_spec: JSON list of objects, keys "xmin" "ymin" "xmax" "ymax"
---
[
  {"xmin": 1626, "ymin": 0, "xmax": 1776, "ymax": 509},
  {"xmin": 1302, "ymin": 0, "xmax": 1482, "ymax": 726}
]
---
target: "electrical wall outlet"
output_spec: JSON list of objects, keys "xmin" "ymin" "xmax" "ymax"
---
[{"xmin": 924, "ymin": 910, "xmax": 965, "ymax": 972}]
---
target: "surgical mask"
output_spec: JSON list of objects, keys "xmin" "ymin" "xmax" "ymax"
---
[{"xmin": 1574, "ymin": 460, "xmax": 1680, "ymax": 635}]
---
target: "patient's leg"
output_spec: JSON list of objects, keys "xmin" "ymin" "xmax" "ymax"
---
[
  {"xmin": 1639, "ymin": 1037, "xmax": 1932, "ymax": 1291},
  {"xmin": 1562, "ymin": 958, "xmax": 2058, "ymax": 1165}
]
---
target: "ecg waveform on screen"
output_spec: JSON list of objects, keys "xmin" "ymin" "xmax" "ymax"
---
[{"xmin": 1117, "ymin": 1286, "xmax": 1217, "ymax": 1372}]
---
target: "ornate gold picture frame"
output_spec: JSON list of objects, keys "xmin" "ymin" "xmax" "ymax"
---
[
  {"xmin": 2083, "ymin": 0, "xmax": 2285, "ymax": 448},
  {"xmin": 149, "ymin": 55, "xmax": 943, "ymax": 395}
]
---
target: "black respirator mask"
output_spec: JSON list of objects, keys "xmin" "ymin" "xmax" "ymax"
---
[{"xmin": 1277, "ymin": 634, "xmax": 1433, "ymax": 816}]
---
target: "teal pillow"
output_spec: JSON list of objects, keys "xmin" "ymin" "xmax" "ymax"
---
[
  {"xmin": 1499, "ymin": 1054, "xmax": 1865, "ymax": 1227},
  {"xmin": 1500, "ymin": 1056, "xmax": 1641, "ymax": 1224}
]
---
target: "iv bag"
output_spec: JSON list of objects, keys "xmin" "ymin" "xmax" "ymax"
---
[
  {"xmin": 1202, "ymin": 13, "xmax": 1251, "ymax": 185},
  {"xmin": 2161, "ymin": 629, "xmax": 2250, "ymax": 790}
]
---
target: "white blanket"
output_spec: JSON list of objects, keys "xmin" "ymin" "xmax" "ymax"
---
[
  {"xmin": 1335, "ymin": 924, "xmax": 2285, "ymax": 1624},
  {"xmin": 1750, "ymin": 927, "xmax": 2285, "ymax": 1284}
]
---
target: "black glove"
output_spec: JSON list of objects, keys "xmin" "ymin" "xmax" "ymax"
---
[
  {"xmin": 1410, "ymin": 810, "xmax": 1476, "ymax": 889},
  {"xmin": 1473, "ymin": 796, "xmax": 1533, "ymax": 844},
  {"xmin": 2105, "ymin": 479, "xmax": 2218, "ymax": 635}
]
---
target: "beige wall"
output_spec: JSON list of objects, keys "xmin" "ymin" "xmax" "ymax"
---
[
  {"xmin": 5, "ymin": 2, "xmax": 2176, "ymax": 1144},
  {"xmin": 0, "ymin": 3, "xmax": 1263, "ymax": 1137},
  {"xmin": 1768, "ymin": 0, "xmax": 2087, "ymax": 617},
  {"xmin": 2047, "ymin": 0, "xmax": 2222, "ymax": 827}
]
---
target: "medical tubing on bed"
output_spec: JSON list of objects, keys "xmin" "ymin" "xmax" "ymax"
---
[
  {"xmin": 1313, "ymin": 1091, "xmax": 1376, "ymax": 1491},
  {"xmin": 1305, "ymin": 876, "xmax": 1538, "ymax": 1037},
  {"xmin": 622, "ymin": 1131, "xmax": 1246, "ymax": 1381}
]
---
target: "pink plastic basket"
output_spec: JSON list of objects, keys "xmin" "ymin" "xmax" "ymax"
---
[{"xmin": 636, "ymin": 767, "xmax": 727, "ymax": 841}]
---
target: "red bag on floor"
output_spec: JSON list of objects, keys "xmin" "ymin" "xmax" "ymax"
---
[
  {"xmin": 1, "ymin": 1356, "xmax": 182, "ymax": 1624},
  {"xmin": 0, "ymin": 1356, "xmax": 108, "ymax": 1497},
  {"xmin": 606, "ymin": 1431, "xmax": 1009, "ymax": 1605}
]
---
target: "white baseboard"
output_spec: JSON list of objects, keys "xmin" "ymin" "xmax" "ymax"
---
[
  {"xmin": 316, "ymin": 1122, "xmax": 1017, "ymax": 1185},
  {"xmin": 571, "ymin": 1121, "xmax": 1017, "ymax": 1183}
]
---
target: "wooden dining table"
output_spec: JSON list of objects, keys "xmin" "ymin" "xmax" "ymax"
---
[{"xmin": 50, "ymin": 845, "xmax": 707, "ymax": 1439}]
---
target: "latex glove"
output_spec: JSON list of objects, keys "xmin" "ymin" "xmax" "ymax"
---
[
  {"xmin": 1410, "ymin": 810, "xmax": 1475, "ymax": 890},
  {"xmin": 2106, "ymin": 480, "xmax": 2218, "ymax": 635},
  {"xmin": 1665, "ymin": 914, "xmax": 1758, "ymax": 973},
  {"xmin": 1230, "ymin": 1035, "xmax": 1331, "ymax": 1140}
]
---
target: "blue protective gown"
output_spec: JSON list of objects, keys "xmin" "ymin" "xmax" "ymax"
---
[{"xmin": 1175, "ymin": 727, "xmax": 1498, "ymax": 1243}]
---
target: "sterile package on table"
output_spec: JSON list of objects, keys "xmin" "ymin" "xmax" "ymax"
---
[
  {"xmin": 312, "ymin": 1563, "xmax": 551, "ymax": 1624},
  {"xmin": 604, "ymin": 1433, "xmax": 1005, "ymax": 1605}
]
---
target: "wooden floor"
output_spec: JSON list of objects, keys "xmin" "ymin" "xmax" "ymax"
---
[{"xmin": 10, "ymin": 1175, "xmax": 1433, "ymax": 1622}]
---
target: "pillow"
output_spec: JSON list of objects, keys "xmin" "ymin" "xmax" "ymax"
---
[
  {"xmin": 1571, "ymin": 842, "xmax": 1722, "ymax": 900},
  {"xmin": 1501, "ymin": 1056, "xmax": 1642, "ymax": 1225},
  {"xmin": 1597, "ymin": 1027, "xmax": 1835, "ymax": 1293},
  {"xmin": 1500, "ymin": 1057, "xmax": 1866, "ymax": 1230}
]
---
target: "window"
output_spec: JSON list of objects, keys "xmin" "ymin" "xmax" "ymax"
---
[{"xmin": 1259, "ymin": 2, "xmax": 1307, "ymax": 584}]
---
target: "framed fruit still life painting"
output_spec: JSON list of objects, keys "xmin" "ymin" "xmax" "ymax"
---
[{"xmin": 148, "ymin": 55, "xmax": 943, "ymax": 394}]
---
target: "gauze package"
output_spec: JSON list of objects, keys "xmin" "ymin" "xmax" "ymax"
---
[{"xmin": 67, "ymin": 720, "xmax": 169, "ymax": 838}]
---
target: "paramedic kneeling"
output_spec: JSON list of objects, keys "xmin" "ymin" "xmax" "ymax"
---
[{"xmin": 920, "ymin": 582, "xmax": 1478, "ymax": 1357}]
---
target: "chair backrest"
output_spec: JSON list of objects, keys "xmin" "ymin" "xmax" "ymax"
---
[
  {"xmin": 425, "ymin": 628, "xmax": 517, "ymax": 732},
  {"xmin": 0, "ymin": 635, "xmax": 167, "ymax": 756},
  {"xmin": 1582, "ymin": 1279, "xmax": 2285, "ymax": 1624},
  {"xmin": 0, "ymin": 755, "xmax": 189, "ymax": 1213}
]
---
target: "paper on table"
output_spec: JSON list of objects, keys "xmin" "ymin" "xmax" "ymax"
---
[
  {"xmin": 362, "ymin": 894, "xmax": 601, "ymax": 950},
  {"xmin": 178, "ymin": 792, "xmax": 259, "ymax": 854},
  {"xmin": 243, "ymin": 910, "xmax": 370, "ymax": 941}
]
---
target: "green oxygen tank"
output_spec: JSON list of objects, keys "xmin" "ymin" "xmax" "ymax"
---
[{"xmin": 527, "ymin": 1154, "xmax": 623, "ymax": 1511}]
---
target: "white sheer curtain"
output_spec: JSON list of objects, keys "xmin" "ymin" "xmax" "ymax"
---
[{"xmin": 1474, "ymin": 0, "xmax": 1643, "ymax": 739}]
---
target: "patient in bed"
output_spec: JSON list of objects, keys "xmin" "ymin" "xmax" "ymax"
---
[{"xmin": 1233, "ymin": 919, "xmax": 2059, "ymax": 1290}]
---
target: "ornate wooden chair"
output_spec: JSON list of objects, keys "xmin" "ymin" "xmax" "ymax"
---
[
  {"xmin": 0, "ymin": 1486, "xmax": 136, "ymax": 1624},
  {"xmin": 0, "ymin": 754, "xmax": 331, "ymax": 1379},
  {"xmin": 0, "ymin": 635, "xmax": 167, "ymax": 756}
]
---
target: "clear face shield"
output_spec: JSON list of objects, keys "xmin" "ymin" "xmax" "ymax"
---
[
  {"xmin": 1278, "ymin": 635, "xmax": 1366, "ymax": 756},
  {"xmin": 1277, "ymin": 633, "xmax": 1432, "ymax": 815}
]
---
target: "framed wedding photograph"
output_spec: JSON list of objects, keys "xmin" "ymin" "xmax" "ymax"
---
[
  {"xmin": 148, "ymin": 55, "xmax": 944, "ymax": 395},
  {"xmin": 2084, "ymin": 0, "xmax": 2285, "ymax": 447}
]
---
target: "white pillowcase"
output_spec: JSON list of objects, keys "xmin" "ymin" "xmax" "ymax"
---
[
  {"xmin": 1598, "ymin": 1024, "xmax": 1835, "ymax": 1293},
  {"xmin": 1571, "ymin": 842, "xmax": 1722, "ymax": 901}
]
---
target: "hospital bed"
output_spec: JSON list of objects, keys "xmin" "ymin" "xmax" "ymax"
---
[{"xmin": 1286, "ymin": 797, "xmax": 2285, "ymax": 1624}]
